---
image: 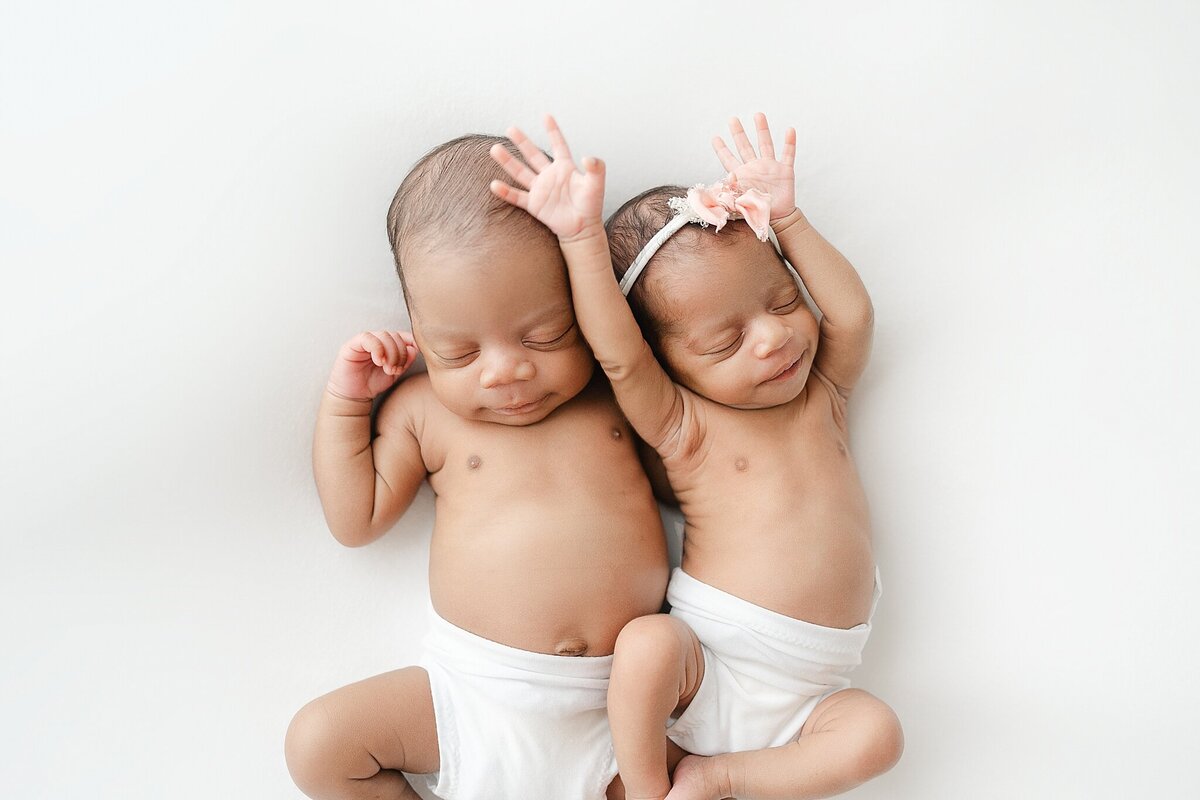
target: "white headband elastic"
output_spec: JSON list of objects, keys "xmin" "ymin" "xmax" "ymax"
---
[{"xmin": 618, "ymin": 195, "xmax": 802, "ymax": 296}]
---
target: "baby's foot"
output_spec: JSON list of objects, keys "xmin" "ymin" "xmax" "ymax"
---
[{"xmin": 665, "ymin": 754, "xmax": 726, "ymax": 800}]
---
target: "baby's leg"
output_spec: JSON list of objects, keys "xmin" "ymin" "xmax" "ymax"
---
[
  {"xmin": 668, "ymin": 689, "xmax": 903, "ymax": 800},
  {"xmin": 606, "ymin": 741, "xmax": 691, "ymax": 800},
  {"xmin": 285, "ymin": 667, "xmax": 438, "ymax": 800},
  {"xmin": 608, "ymin": 614, "xmax": 705, "ymax": 800}
]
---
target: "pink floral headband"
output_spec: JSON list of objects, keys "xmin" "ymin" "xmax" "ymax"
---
[
  {"xmin": 684, "ymin": 178, "xmax": 772, "ymax": 241},
  {"xmin": 618, "ymin": 178, "xmax": 801, "ymax": 296}
]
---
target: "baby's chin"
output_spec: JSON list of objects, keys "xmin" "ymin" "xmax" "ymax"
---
[
  {"xmin": 478, "ymin": 406, "xmax": 557, "ymax": 426},
  {"xmin": 685, "ymin": 372, "xmax": 810, "ymax": 411}
]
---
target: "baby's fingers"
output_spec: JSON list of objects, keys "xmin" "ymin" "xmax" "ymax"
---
[
  {"xmin": 754, "ymin": 112, "xmax": 775, "ymax": 160},
  {"xmin": 506, "ymin": 126, "xmax": 551, "ymax": 172},
  {"xmin": 490, "ymin": 143, "xmax": 537, "ymax": 188},
  {"xmin": 580, "ymin": 154, "xmax": 604, "ymax": 200},
  {"xmin": 386, "ymin": 331, "xmax": 419, "ymax": 371},
  {"xmin": 543, "ymin": 114, "xmax": 574, "ymax": 163},
  {"xmin": 489, "ymin": 180, "xmax": 530, "ymax": 211},
  {"xmin": 349, "ymin": 331, "xmax": 384, "ymax": 363},
  {"xmin": 780, "ymin": 126, "xmax": 797, "ymax": 168},
  {"xmin": 368, "ymin": 330, "xmax": 403, "ymax": 375},
  {"xmin": 712, "ymin": 136, "xmax": 741, "ymax": 173},
  {"xmin": 728, "ymin": 117, "xmax": 757, "ymax": 162},
  {"xmin": 394, "ymin": 330, "xmax": 419, "ymax": 352}
]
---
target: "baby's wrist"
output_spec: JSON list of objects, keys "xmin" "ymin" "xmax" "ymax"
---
[
  {"xmin": 771, "ymin": 207, "xmax": 809, "ymax": 234},
  {"xmin": 323, "ymin": 384, "xmax": 375, "ymax": 409},
  {"xmin": 558, "ymin": 222, "xmax": 607, "ymax": 248}
]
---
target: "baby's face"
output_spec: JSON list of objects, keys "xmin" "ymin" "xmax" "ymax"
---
[
  {"xmin": 406, "ymin": 235, "xmax": 594, "ymax": 426},
  {"xmin": 655, "ymin": 235, "xmax": 819, "ymax": 410}
]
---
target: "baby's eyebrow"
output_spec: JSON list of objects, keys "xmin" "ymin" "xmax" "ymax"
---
[
  {"xmin": 415, "ymin": 323, "xmax": 469, "ymax": 341},
  {"xmin": 526, "ymin": 306, "xmax": 574, "ymax": 326},
  {"xmin": 419, "ymin": 306, "xmax": 572, "ymax": 340}
]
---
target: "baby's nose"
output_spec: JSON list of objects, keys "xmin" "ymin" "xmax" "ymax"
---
[
  {"xmin": 753, "ymin": 322, "xmax": 793, "ymax": 359},
  {"xmin": 480, "ymin": 355, "xmax": 536, "ymax": 388}
]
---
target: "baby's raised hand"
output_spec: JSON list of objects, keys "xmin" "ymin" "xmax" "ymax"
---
[
  {"xmin": 713, "ymin": 113, "xmax": 797, "ymax": 221},
  {"xmin": 326, "ymin": 330, "xmax": 419, "ymax": 402},
  {"xmin": 490, "ymin": 115, "xmax": 605, "ymax": 241}
]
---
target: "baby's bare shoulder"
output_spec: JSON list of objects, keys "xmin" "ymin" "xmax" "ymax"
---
[{"xmin": 375, "ymin": 373, "xmax": 437, "ymax": 436}]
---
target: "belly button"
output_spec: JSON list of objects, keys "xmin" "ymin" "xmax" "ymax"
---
[
  {"xmin": 735, "ymin": 457, "xmax": 749, "ymax": 472},
  {"xmin": 467, "ymin": 455, "xmax": 482, "ymax": 470},
  {"xmin": 555, "ymin": 637, "xmax": 589, "ymax": 657}
]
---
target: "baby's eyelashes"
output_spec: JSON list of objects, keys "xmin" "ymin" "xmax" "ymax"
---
[
  {"xmin": 432, "ymin": 350, "xmax": 480, "ymax": 367},
  {"xmin": 772, "ymin": 292, "xmax": 802, "ymax": 313},
  {"xmin": 427, "ymin": 325, "xmax": 576, "ymax": 367},
  {"xmin": 702, "ymin": 332, "xmax": 744, "ymax": 357},
  {"xmin": 522, "ymin": 324, "xmax": 577, "ymax": 350}
]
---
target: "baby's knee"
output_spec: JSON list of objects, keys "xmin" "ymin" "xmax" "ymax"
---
[
  {"xmin": 613, "ymin": 614, "xmax": 684, "ymax": 675},
  {"xmin": 847, "ymin": 702, "xmax": 904, "ymax": 781},
  {"xmin": 284, "ymin": 699, "xmax": 343, "ymax": 797}
]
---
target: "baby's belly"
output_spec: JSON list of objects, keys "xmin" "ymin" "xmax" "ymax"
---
[
  {"xmin": 681, "ymin": 519, "xmax": 876, "ymax": 629},
  {"xmin": 428, "ymin": 502, "xmax": 668, "ymax": 656}
]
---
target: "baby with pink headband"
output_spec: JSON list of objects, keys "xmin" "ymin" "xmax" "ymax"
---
[{"xmin": 492, "ymin": 113, "xmax": 903, "ymax": 800}]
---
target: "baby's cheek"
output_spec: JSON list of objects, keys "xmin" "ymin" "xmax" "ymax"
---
[
  {"xmin": 671, "ymin": 355, "xmax": 717, "ymax": 398},
  {"xmin": 554, "ymin": 346, "xmax": 596, "ymax": 392},
  {"xmin": 800, "ymin": 310, "xmax": 821, "ymax": 341},
  {"xmin": 428, "ymin": 369, "xmax": 476, "ymax": 414}
]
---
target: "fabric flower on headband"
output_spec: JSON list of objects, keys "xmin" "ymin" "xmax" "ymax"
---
[
  {"xmin": 620, "ymin": 177, "xmax": 797, "ymax": 297},
  {"xmin": 668, "ymin": 178, "xmax": 772, "ymax": 242}
]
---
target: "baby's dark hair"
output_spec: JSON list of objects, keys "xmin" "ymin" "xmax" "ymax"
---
[
  {"xmin": 605, "ymin": 185, "xmax": 690, "ymax": 356},
  {"xmin": 608, "ymin": 185, "xmax": 788, "ymax": 361},
  {"xmin": 386, "ymin": 134, "xmax": 552, "ymax": 304}
]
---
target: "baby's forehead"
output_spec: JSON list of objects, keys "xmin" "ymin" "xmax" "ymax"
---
[
  {"xmin": 407, "ymin": 236, "xmax": 570, "ymax": 325},
  {"xmin": 661, "ymin": 233, "xmax": 794, "ymax": 290},
  {"xmin": 655, "ymin": 245, "xmax": 797, "ymax": 326},
  {"xmin": 406, "ymin": 224, "xmax": 564, "ymax": 283},
  {"xmin": 413, "ymin": 297, "xmax": 573, "ymax": 344}
]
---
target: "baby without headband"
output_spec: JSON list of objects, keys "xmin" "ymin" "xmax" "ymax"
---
[{"xmin": 618, "ymin": 178, "xmax": 803, "ymax": 296}]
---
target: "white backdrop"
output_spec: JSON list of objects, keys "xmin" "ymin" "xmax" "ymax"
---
[{"xmin": 3, "ymin": 1, "xmax": 1198, "ymax": 798}]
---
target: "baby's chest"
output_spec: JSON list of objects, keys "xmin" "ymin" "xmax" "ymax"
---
[
  {"xmin": 430, "ymin": 407, "xmax": 640, "ymax": 492},
  {"xmin": 698, "ymin": 404, "xmax": 854, "ymax": 486}
]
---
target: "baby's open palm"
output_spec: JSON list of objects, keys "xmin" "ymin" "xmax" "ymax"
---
[
  {"xmin": 490, "ymin": 115, "xmax": 604, "ymax": 240},
  {"xmin": 714, "ymin": 113, "xmax": 797, "ymax": 221}
]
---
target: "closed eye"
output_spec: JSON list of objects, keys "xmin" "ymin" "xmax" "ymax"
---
[
  {"xmin": 524, "ymin": 324, "xmax": 576, "ymax": 349},
  {"xmin": 433, "ymin": 350, "xmax": 479, "ymax": 366},
  {"xmin": 772, "ymin": 292, "xmax": 801, "ymax": 313},
  {"xmin": 703, "ymin": 332, "xmax": 744, "ymax": 357}
]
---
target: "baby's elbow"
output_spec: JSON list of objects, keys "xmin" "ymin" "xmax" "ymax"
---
[
  {"xmin": 325, "ymin": 518, "xmax": 382, "ymax": 548},
  {"xmin": 849, "ymin": 299, "xmax": 874, "ymax": 333},
  {"xmin": 331, "ymin": 531, "xmax": 371, "ymax": 548},
  {"xmin": 827, "ymin": 302, "xmax": 874, "ymax": 342}
]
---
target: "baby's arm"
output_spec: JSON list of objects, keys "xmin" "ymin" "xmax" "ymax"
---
[
  {"xmin": 717, "ymin": 114, "xmax": 874, "ymax": 396},
  {"xmin": 313, "ymin": 331, "xmax": 426, "ymax": 546},
  {"xmin": 490, "ymin": 117, "xmax": 686, "ymax": 454}
]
